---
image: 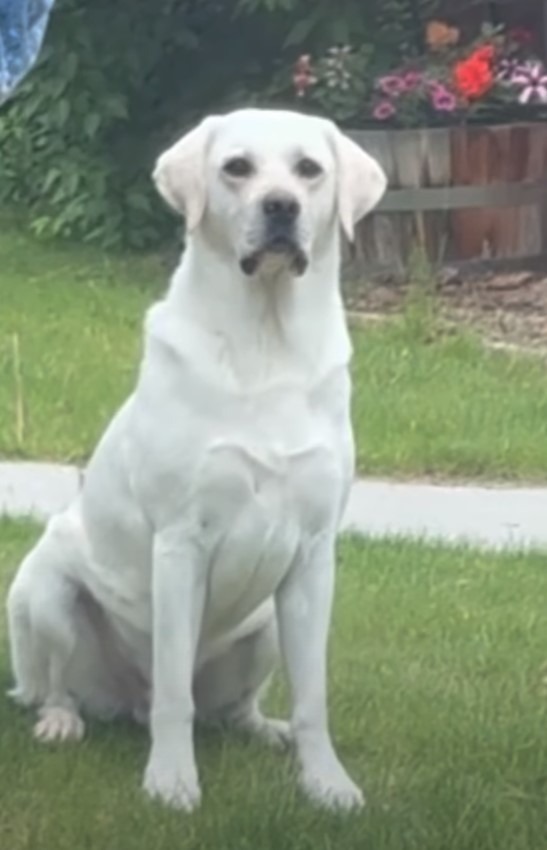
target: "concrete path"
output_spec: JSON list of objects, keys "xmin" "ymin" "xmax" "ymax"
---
[
  {"xmin": 342, "ymin": 478, "xmax": 547, "ymax": 550},
  {"xmin": 0, "ymin": 462, "xmax": 82, "ymax": 521},
  {"xmin": 0, "ymin": 462, "xmax": 546, "ymax": 551}
]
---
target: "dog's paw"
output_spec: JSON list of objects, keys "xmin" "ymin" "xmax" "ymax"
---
[
  {"xmin": 33, "ymin": 707, "xmax": 85, "ymax": 743},
  {"xmin": 227, "ymin": 711, "xmax": 292, "ymax": 750},
  {"xmin": 143, "ymin": 761, "xmax": 201, "ymax": 812},
  {"xmin": 253, "ymin": 717, "xmax": 292, "ymax": 750},
  {"xmin": 300, "ymin": 763, "xmax": 365, "ymax": 812}
]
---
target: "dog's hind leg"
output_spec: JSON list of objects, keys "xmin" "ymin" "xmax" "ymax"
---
[
  {"xmin": 7, "ymin": 511, "xmax": 88, "ymax": 742},
  {"xmin": 194, "ymin": 614, "xmax": 291, "ymax": 749},
  {"xmin": 6, "ymin": 577, "xmax": 46, "ymax": 709}
]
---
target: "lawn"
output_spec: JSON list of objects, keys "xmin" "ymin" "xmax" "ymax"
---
[
  {"xmin": 1, "ymin": 223, "xmax": 547, "ymax": 479},
  {"xmin": 1, "ymin": 520, "xmax": 546, "ymax": 849},
  {"xmin": 351, "ymin": 321, "xmax": 547, "ymax": 480}
]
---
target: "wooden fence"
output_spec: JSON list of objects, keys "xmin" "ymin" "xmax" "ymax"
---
[{"xmin": 346, "ymin": 123, "xmax": 547, "ymax": 280}]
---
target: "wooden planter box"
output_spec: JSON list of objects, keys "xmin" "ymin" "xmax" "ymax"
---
[{"xmin": 347, "ymin": 123, "xmax": 547, "ymax": 280}]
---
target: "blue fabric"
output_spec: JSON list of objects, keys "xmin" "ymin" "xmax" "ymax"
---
[{"xmin": 0, "ymin": 0, "xmax": 56, "ymax": 104}]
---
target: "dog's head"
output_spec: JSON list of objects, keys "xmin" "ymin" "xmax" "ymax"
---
[{"xmin": 154, "ymin": 109, "xmax": 386, "ymax": 278}]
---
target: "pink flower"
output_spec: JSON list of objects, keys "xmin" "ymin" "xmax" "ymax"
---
[
  {"xmin": 293, "ymin": 55, "xmax": 317, "ymax": 97},
  {"xmin": 511, "ymin": 62, "xmax": 547, "ymax": 104},
  {"xmin": 430, "ymin": 84, "xmax": 457, "ymax": 111},
  {"xmin": 377, "ymin": 75, "xmax": 406, "ymax": 97},
  {"xmin": 427, "ymin": 79, "xmax": 446, "ymax": 94},
  {"xmin": 373, "ymin": 100, "xmax": 396, "ymax": 120}
]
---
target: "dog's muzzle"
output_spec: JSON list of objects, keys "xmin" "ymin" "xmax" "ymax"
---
[{"xmin": 240, "ymin": 192, "xmax": 308, "ymax": 277}]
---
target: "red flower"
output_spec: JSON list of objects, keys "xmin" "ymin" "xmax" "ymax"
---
[
  {"xmin": 509, "ymin": 27, "xmax": 534, "ymax": 46},
  {"xmin": 473, "ymin": 44, "xmax": 495, "ymax": 64},
  {"xmin": 453, "ymin": 47, "xmax": 494, "ymax": 100}
]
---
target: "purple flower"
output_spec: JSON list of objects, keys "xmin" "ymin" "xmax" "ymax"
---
[
  {"xmin": 430, "ymin": 84, "xmax": 457, "ymax": 111},
  {"xmin": 402, "ymin": 70, "xmax": 423, "ymax": 90},
  {"xmin": 373, "ymin": 99, "xmax": 396, "ymax": 120},
  {"xmin": 511, "ymin": 62, "xmax": 547, "ymax": 104},
  {"xmin": 496, "ymin": 57, "xmax": 519, "ymax": 83},
  {"xmin": 377, "ymin": 75, "xmax": 406, "ymax": 97}
]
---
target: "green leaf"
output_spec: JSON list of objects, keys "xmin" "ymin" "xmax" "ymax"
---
[
  {"xmin": 43, "ymin": 168, "xmax": 61, "ymax": 193},
  {"xmin": 63, "ymin": 52, "xmax": 79, "ymax": 82},
  {"xmin": 127, "ymin": 191, "xmax": 152, "ymax": 213},
  {"xmin": 56, "ymin": 99, "xmax": 70, "ymax": 127},
  {"xmin": 84, "ymin": 113, "xmax": 101, "ymax": 139},
  {"xmin": 104, "ymin": 96, "xmax": 128, "ymax": 120},
  {"xmin": 66, "ymin": 171, "xmax": 80, "ymax": 196},
  {"xmin": 284, "ymin": 15, "xmax": 319, "ymax": 48},
  {"xmin": 29, "ymin": 216, "xmax": 52, "ymax": 237},
  {"xmin": 174, "ymin": 29, "xmax": 200, "ymax": 50}
]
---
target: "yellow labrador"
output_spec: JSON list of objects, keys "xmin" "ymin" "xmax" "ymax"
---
[{"xmin": 7, "ymin": 109, "xmax": 386, "ymax": 812}]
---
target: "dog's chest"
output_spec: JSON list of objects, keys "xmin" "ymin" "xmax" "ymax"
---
[{"xmin": 195, "ymin": 385, "xmax": 343, "ymax": 630}]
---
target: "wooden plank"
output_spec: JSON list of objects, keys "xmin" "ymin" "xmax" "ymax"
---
[
  {"xmin": 451, "ymin": 125, "xmax": 498, "ymax": 258},
  {"xmin": 379, "ymin": 182, "xmax": 547, "ymax": 212},
  {"xmin": 352, "ymin": 130, "xmax": 397, "ymax": 183}
]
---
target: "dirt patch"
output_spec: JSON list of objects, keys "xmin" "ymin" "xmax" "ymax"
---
[{"xmin": 346, "ymin": 270, "xmax": 547, "ymax": 355}]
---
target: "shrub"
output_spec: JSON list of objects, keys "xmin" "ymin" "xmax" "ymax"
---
[
  {"xmin": 0, "ymin": 0, "xmax": 437, "ymax": 249},
  {"xmin": 0, "ymin": 0, "xmax": 275, "ymax": 249}
]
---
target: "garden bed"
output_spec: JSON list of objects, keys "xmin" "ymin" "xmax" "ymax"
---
[
  {"xmin": 346, "ymin": 268, "xmax": 547, "ymax": 356},
  {"xmin": 294, "ymin": 20, "xmax": 547, "ymax": 275}
]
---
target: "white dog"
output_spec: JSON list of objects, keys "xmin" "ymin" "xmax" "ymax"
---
[{"xmin": 6, "ymin": 109, "xmax": 386, "ymax": 812}]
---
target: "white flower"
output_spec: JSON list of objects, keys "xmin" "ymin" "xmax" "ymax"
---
[{"xmin": 510, "ymin": 62, "xmax": 547, "ymax": 104}]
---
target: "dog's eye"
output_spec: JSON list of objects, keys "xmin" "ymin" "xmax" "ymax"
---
[
  {"xmin": 295, "ymin": 158, "xmax": 323, "ymax": 179},
  {"xmin": 223, "ymin": 157, "xmax": 253, "ymax": 178}
]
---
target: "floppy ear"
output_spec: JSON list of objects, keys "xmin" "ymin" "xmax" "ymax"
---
[
  {"xmin": 153, "ymin": 115, "xmax": 219, "ymax": 232},
  {"xmin": 332, "ymin": 126, "xmax": 387, "ymax": 242}
]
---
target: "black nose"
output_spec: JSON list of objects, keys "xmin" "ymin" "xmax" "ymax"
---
[{"xmin": 262, "ymin": 193, "xmax": 300, "ymax": 222}]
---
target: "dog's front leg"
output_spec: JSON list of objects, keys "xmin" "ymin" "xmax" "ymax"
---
[
  {"xmin": 276, "ymin": 532, "xmax": 364, "ymax": 812},
  {"xmin": 143, "ymin": 525, "xmax": 207, "ymax": 812}
]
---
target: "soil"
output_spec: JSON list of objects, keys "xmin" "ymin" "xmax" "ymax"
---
[{"xmin": 345, "ymin": 269, "xmax": 547, "ymax": 356}]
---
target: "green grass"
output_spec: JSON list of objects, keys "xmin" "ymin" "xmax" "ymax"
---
[
  {"xmin": 1, "ymin": 520, "xmax": 547, "ymax": 849},
  {"xmin": 352, "ymin": 321, "xmax": 547, "ymax": 480},
  {"xmin": 1, "ymin": 222, "xmax": 547, "ymax": 478},
  {"xmin": 0, "ymin": 224, "xmax": 164, "ymax": 461}
]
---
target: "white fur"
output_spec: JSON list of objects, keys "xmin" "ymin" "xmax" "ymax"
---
[{"xmin": 6, "ymin": 109, "xmax": 386, "ymax": 812}]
